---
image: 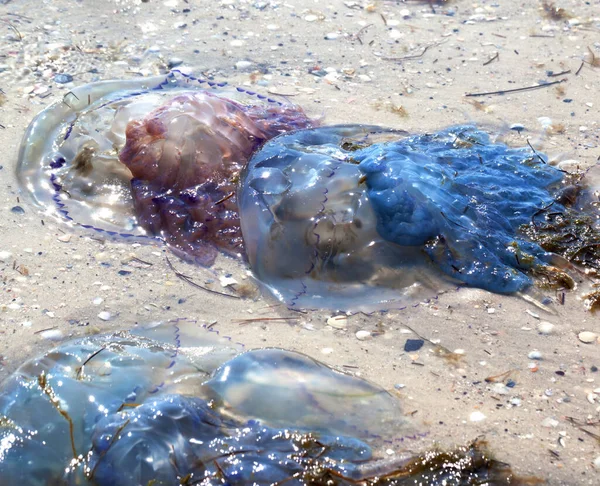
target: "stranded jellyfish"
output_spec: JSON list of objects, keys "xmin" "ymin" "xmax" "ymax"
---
[
  {"xmin": 239, "ymin": 125, "xmax": 599, "ymax": 311},
  {"xmin": 17, "ymin": 71, "xmax": 314, "ymax": 265},
  {"xmin": 0, "ymin": 320, "xmax": 531, "ymax": 485},
  {"xmin": 0, "ymin": 319, "xmax": 416, "ymax": 485}
]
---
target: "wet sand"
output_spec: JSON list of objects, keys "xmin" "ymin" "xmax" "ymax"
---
[{"xmin": 0, "ymin": 0, "xmax": 599, "ymax": 483}]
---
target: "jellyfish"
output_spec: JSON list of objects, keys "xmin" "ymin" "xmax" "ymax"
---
[
  {"xmin": 239, "ymin": 124, "xmax": 594, "ymax": 311},
  {"xmin": 17, "ymin": 71, "xmax": 314, "ymax": 265}
]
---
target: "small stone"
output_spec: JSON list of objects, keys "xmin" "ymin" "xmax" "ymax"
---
[
  {"xmin": 0, "ymin": 251, "xmax": 12, "ymax": 262},
  {"xmin": 11, "ymin": 206, "xmax": 25, "ymax": 214},
  {"xmin": 528, "ymin": 350, "xmax": 543, "ymax": 360},
  {"xmin": 219, "ymin": 275, "xmax": 238, "ymax": 287},
  {"xmin": 593, "ymin": 456, "xmax": 600, "ymax": 469},
  {"xmin": 537, "ymin": 321, "xmax": 555, "ymax": 335},
  {"xmin": 487, "ymin": 307, "xmax": 495, "ymax": 314},
  {"xmin": 541, "ymin": 417, "xmax": 559, "ymax": 428},
  {"xmin": 491, "ymin": 383, "xmax": 509, "ymax": 395},
  {"xmin": 57, "ymin": 234, "xmax": 71, "ymax": 243},
  {"xmin": 235, "ymin": 60, "xmax": 253, "ymax": 69},
  {"xmin": 167, "ymin": 58, "xmax": 184, "ymax": 69},
  {"xmin": 93, "ymin": 297, "xmax": 104, "ymax": 305},
  {"xmin": 578, "ymin": 331, "xmax": 598, "ymax": 344},
  {"xmin": 327, "ymin": 315, "xmax": 347, "ymax": 329},
  {"xmin": 324, "ymin": 32, "xmax": 339, "ymax": 40},
  {"xmin": 54, "ymin": 74, "xmax": 73, "ymax": 84},
  {"xmin": 98, "ymin": 311, "xmax": 111, "ymax": 321},
  {"xmin": 510, "ymin": 123, "xmax": 525, "ymax": 133},
  {"xmin": 39, "ymin": 329, "xmax": 64, "ymax": 341},
  {"xmin": 304, "ymin": 14, "xmax": 318, "ymax": 22},
  {"xmin": 355, "ymin": 330, "xmax": 371, "ymax": 341},
  {"xmin": 404, "ymin": 339, "xmax": 424, "ymax": 352},
  {"xmin": 469, "ymin": 411, "xmax": 486, "ymax": 422}
]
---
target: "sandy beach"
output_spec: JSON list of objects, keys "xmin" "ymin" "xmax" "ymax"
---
[{"xmin": 1, "ymin": 0, "xmax": 599, "ymax": 483}]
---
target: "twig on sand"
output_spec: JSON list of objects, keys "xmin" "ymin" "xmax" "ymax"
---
[
  {"xmin": 166, "ymin": 256, "xmax": 240, "ymax": 299},
  {"xmin": 465, "ymin": 78, "xmax": 566, "ymax": 97},
  {"xmin": 382, "ymin": 39, "xmax": 447, "ymax": 62},
  {"xmin": 234, "ymin": 317, "xmax": 300, "ymax": 325},
  {"xmin": 483, "ymin": 52, "xmax": 499, "ymax": 66}
]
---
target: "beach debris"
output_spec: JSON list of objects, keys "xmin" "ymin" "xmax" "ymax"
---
[
  {"xmin": 404, "ymin": 339, "xmax": 425, "ymax": 352},
  {"xmin": 355, "ymin": 330, "xmax": 372, "ymax": 340},
  {"xmin": 537, "ymin": 321, "xmax": 555, "ymax": 335},
  {"xmin": 469, "ymin": 411, "xmax": 486, "ymax": 422},
  {"xmin": 327, "ymin": 315, "xmax": 348, "ymax": 329},
  {"xmin": 578, "ymin": 331, "xmax": 598, "ymax": 344}
]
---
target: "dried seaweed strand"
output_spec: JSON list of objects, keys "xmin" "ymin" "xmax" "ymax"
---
[
  {"xmin": 37, "ymin": 372, "xmax": 78, "ymax": 460},
  {"xmin": 76, "ymin": 346, "xmax": 107, "ymax": 380},
  {"xmin": 87, "ymin": 419, "xmax": 131, "ymax": 480},
  {"xmin": 483, "ymin": 52, "xmax": 499, "ymax": 66},
  {"xmin": 465, "ymin": 78, "xmax": 566, "ymax": 97},
  {"xmin": 165, "ymin": 256, "xmax": 240, "ymax": 299},
  {"xmin": 526, "ymin": 139, "xmax": 546, "ymax": 164},
  {"xmin": 1, "ymin": 19, "xmax": 22, "ymax": 40},
  {"xmin": 234, "ymin": 317, "xmax": 300, "ymax": 325}
]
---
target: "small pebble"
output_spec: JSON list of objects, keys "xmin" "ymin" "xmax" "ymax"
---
[
  {"xmin": 167, "ymin": 58, "xmax": 183, "ymax": 69},
  {"xmin": 235, "ymin": 60, "xmax": 253, "ymax": 69},
  {"xmin": 404, "ymin": 339, "xmax": 424, "ymax": 352},
  {"xmin": 57, "ymin": 234, "xmax": 71, "ymax": 243},
  {"xmin": 11, "ymin": 206, "xmax": 25, "ymax": 214},
  {"xmin": 491, "ymin": 383, "xmax": 509, "ymax": 395},
  {"xmin": 593, "ymin": 456, "xmax": 600, "ymax": 469},
  {"xmin": 541, "ymin": 417, "xmax": 559, "ymax": 428},
  {"xmin": 219, "ymin": 275, "xmax": 238, "ymax": 287},
  {"xmin": 537, "ymin": 321, "xmax": 555, "ymax": 335},
  {"xmin": 578, "ymin": 331, "xmax": 598, "ymax": 344},
  {"xmin": 528, "ymin": 350, "xmax": 543, "ymax": 360},
  {"xmin": 39, "ymin": 329, "xmax": 64, "ymax": 341},
  {"xmin": 469, "ymin": 411, "xmax": 486, "ymax": 422},
  {"xmin": 93, "ymin": 297, "xmax": 104, "ymax": 305},
  {"xmin": 355, "ymin": 330, "xmax": 372, "ymax": 341},
  {"xmin": 54, "ymin": 73, "xmax": 73, "ymax": 84},
  {"xmin": 0, "ymin": 251, "xmax": 13, "ymax": 262},
  {"xmin": 97, "ymin": 311, "xmax": 111, "ymax": 321}
]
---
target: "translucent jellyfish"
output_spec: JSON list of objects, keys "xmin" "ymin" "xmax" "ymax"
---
[
  {"xmin": 0, "ymin": 320, "xmax": 415, "ymax": 485},
  {"xmin": 239, "ymin": 125, "xmax": 586, "ymax": 311},
  {"xmin": 202, "ymin": 348, "xmax": 407, "ymax": 439},
  {"xmin": 17, "ymin": 71, "xmax": 314, "ymax": 265}
]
